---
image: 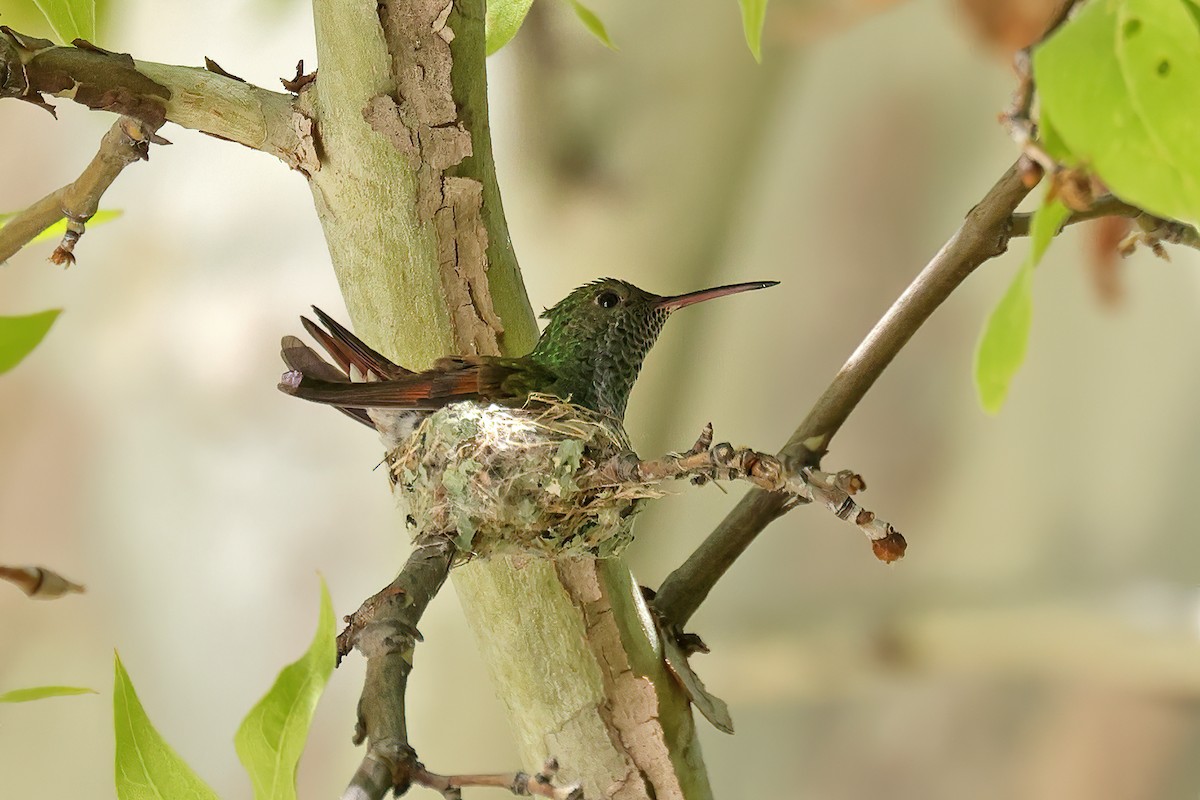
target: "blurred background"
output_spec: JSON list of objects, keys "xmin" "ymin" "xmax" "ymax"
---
[{"xmin": 3, "ymin": 0, "xmax": 1200, "ymax": 797}]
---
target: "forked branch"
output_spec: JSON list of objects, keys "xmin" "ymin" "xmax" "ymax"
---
[
  {"xmin": 339, "ymin": 533, "xmax": 581, "ymax": 800},
  {"xmin": 0, "ymin": 116, "xmax": 160, "ymax": 265}
]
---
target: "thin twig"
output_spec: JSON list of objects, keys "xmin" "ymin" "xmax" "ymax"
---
[
  {"xmin": 585, "ymin": 431, "xmax": 905, "ymax": 563},
  {"xmin": 414, "ymin": 759, "xmax": 583, "ymax": 800},
  {"xmin": 0, "ymin": 116, "xmax": 157, "ymax": 265},
  {"xmin": 653, "ymin": 160, "xmax": 1032, "ymax": 625},
  {"xmin": 1009, "ymin": 194, "xmax": 1200, "ymax": 252}
]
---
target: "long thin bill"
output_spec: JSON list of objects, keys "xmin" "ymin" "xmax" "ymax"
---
[{"xmin": 655, "ymin": 280, "xmax": 779, "ymax": 312}]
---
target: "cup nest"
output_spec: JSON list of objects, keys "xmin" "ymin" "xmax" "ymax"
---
[{"xmin": 385, "ymin": 395, "xmax": 661, "ymax": 559}]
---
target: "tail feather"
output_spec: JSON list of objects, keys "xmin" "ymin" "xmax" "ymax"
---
[
  {"xmin": 306, "ymin": 307, "xmax": 411, "ymax": 380},
  {"xmin": 279, "ymin": 309, "xmax": 543, "ymax": 418}
]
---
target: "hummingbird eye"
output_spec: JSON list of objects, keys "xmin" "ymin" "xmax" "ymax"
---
[{"xmin": 596, "ymin": 291, "xmax": 621, "ymax": 309}]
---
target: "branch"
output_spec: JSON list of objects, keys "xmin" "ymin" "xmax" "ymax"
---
[
  {"xmin": 0, "ymin": 28, "xmax": 312, "ymax": 170},
  {"xmin": 1009, "ymin": 194, "xmax": 1200, "ymax": 252},
  {"xmin": 339, "ymin": 533, "xmax": 582, "ymax": 800},
  {"xmin": 341, "ymin": 533, "xmax": 455, "ymax": 799},
  {"xmin": 654, "ymin": 160, "xmax": 1032, "ymax": 625},
  {"xmin": 651, "ymin": 3, "xmax": 1101, "ymax": 629},
  {"xmin": 585, "ymin": 425, "xmax": 906, "ymax": 564},
  {"xmin": 413, "ymin": 760, "xmax": 582, "ymax": 800},
  {"xmin": 0, "ymin": 116, "xmax": 157, "ymax": 265}
]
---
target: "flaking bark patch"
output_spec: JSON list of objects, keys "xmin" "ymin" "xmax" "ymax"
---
[
  {"xmin": 437, "ymin": 177, "xmax": 504, "ymax": 354},
  {"xmin": 289, "ymin": 110, "xmax": 320, "ymax": 175},
  {"xmin": 371, "ymin": 0, "xmax": 500, "ymax": 356},
  {"xmin": 556, "ymin": 560, "xmax": 684, "ymax": 800},
  {"xmin": 0, "ymin": 28, "xmax": 170, "ymax": 126}
]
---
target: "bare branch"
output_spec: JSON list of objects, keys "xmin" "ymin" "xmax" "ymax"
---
[
  {"xmin": 338, "ymin": 534, "xmax": 585, "ymax": 800},
  {"xmin": 585, "ymin": 428, "xmax": 906, "ymax": 564},
  {"xmin": 414, "ymin": 760, "xmax": 582, "ymax": 800},
  {"xmin": 0, "ymin": 28, "xmax": 311, "ymax": 170},
  {"xmin": 654, "ymin": 161, "xmax": 1031, "ymax": 625},
  {"xmin": 1009, "ymin": 194, "xmax": 1200, "ymax": 252},
  {"xmin": 341, "ymin": 533, "xmax": 455, "ymax": 800},
  {"xmin": 0, "ymin": 116, "xmax": 156, "ymax": 265}
]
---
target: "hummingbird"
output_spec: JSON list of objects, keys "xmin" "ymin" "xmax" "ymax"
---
[{"xmin": 277, "ymin": 278, "xmax": 777, "ymax": 429}]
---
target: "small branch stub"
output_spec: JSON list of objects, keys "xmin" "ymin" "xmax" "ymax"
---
[
  {"xmin": 0, "ymin": 565, "xmax": 85, "ymax": 599},
  {"xmin": 0, "ymin": 115, "xmax": 162, "ymax": 265}
]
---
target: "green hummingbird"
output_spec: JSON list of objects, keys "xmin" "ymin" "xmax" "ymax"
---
[{"xmin": 278, "ymin": 277, "xmax": 777, "ymax": 426}]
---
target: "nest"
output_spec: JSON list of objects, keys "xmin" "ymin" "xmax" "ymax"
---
[{"xmin": 383, "ymin": 396, "xmax": 662, "ymax": 559}]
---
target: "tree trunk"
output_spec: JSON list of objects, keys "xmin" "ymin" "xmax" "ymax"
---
[{"xmin": 304, "ymin": 0, "xmax": 712, "ymax": 796}]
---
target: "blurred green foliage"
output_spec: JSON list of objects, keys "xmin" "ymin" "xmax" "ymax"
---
[
  {"xmin": 0, "ymin": 309, "xmax": 61, "ymax": 376},
  {"xmin": 975, "ymin": 196, "xmax": 1070, "ymax": 414}
]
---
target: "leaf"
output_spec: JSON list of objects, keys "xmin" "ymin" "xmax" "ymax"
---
[
  {"xmin": 974, "ymin": 196, "xmax": 1071, "ymax": 414},
  {"xmin": 0, "ymin": 686, "xmax": 96, "ymax": 703},
  {"xmin": 113, "ymin": 653, "xmax": 220, "ymax": 800},
  {"xmin": 1034, "ymin": 0, "xmax": 1200, "ymax": 225},
  {"xmin": 566, "ymin": 0, "xmax": 617, "ymax": 50},
  {"xmin": 486, "ymin": 0, "xmax": 535, "ymax": 56},
  {"xmin": 30, "ymin": 209, "xmax": 124, "ymax": 243},
  {"xmin": 0, "ymin": 309, "xmax": 62, "ymax": 375},
  {"xmin": 0, "ymin": 208, "xmax": 122, "ymax": 254},
  {"xmin": 738, "ymin": 0, "xmax": 769, "ymax": 63},
  {"xmin": 661, "ymin": 634, "xmax": 733, "ymax": 735},
  {"xmin": 235, "ymin": 578, "xmax": 335, "ymax": 800},
  {"xmin": 30, "ymin": 0, "xmax": 96, "ymax": 43}
]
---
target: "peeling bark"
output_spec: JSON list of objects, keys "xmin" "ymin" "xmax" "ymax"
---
[
  {"xmin": 556, "ymin": 560, "xmax": 688, "ymax": 800},
  {"xmin": 0, "ymin": 27, "xmax": 169, "ymax": 126},
  {"xmin": 368, "ymin": 0, "xmax": 501, "ymax": 356}
]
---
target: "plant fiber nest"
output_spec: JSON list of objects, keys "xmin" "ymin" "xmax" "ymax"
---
[{"xmin": 384, "ymin": 396, "xmax": 661, "ymax": 559}]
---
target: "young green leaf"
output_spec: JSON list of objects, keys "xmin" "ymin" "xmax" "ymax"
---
[
  {"xmin": 0, "ymin": 309, "xmax": 62, "ymax": 375},
  {"xmin": 486, "ymin": 0, "xmax": 536, "ymax": 56},
  {"xmin": 738, "ymin": 0, "xmax": 769, "ymax": 63},
  {"xmin": 28, "ymin": 209, "xmax": 124, "ymax": 243},
  {"xmin": 974, "ymin": 196, "xmax": 1071, "ymax": 414},
  {"xmin": 235, "ymin": 578, "xmax": 335, "ymax": 800},
  {"xmin": 0, "ymin": 686, "xmax": 96, "ymax": 703},
  {"xmin": 1034, "ymin": 0, "xmax": 1200, "ymax": 224},
  {"xmin": 567, "ymin": 0, "xmax": 617, "ymax": 50},
  {"xmin": 113, "ymin": 653, "xmax": 220, "ymax": 800},
  {"xmin": 30, "ymin": 0, "xmax": 96, "ymax": 43}
]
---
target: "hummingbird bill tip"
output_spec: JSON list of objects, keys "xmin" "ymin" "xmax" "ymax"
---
[{"xmin": 656, "ymin": 279, "xmax": 780, "ymax": 312}]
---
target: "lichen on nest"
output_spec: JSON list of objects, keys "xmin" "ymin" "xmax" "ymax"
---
[{"xmin": 382, "ymin": 395, "xmax": 662, "ymax": 560}]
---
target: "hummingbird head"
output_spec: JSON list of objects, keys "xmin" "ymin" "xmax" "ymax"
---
[{"xmin": 530, "ymin": 277, "xmax": 778, "ymax": 418}]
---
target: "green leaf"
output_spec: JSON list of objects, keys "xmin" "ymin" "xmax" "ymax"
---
[
  {"xmin": 486, "ymin": 0, "xmax": 535, "ymax": 56},
  {"xmin": 566, "ymin": 0, "xmax": 617, "ymax": 50},
  {"xmin": 30, "ymin": 0, "xmax": 96, "ymax": 43},
  {"xmin": 738, "ymin": 0, "xmax": 769, "ymax": 63},
  {"xmin": 235, "ymin": 578, "xmax": 335, "ymax": 800},
  {"xmin": 113, "ymin": 653, "xmax": 220, "ymax": 800},
  {"xmin": 31, "ymin": 209, "xmax": 123, "ymax": 243},
  {"xmin": 1034, "ymin": 0, "xmax": 1200, "ymax": 224},
  {"xmin": 974, "ymin": 196, "xmax": 1071, "ymax": 414},
  {"xmin": 0, "ymin": 685, "xmax": 96, "ymax": 703},
  {"xmin": 0, "ymin": 309, "xmax": 62, "ymax": 375}
]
